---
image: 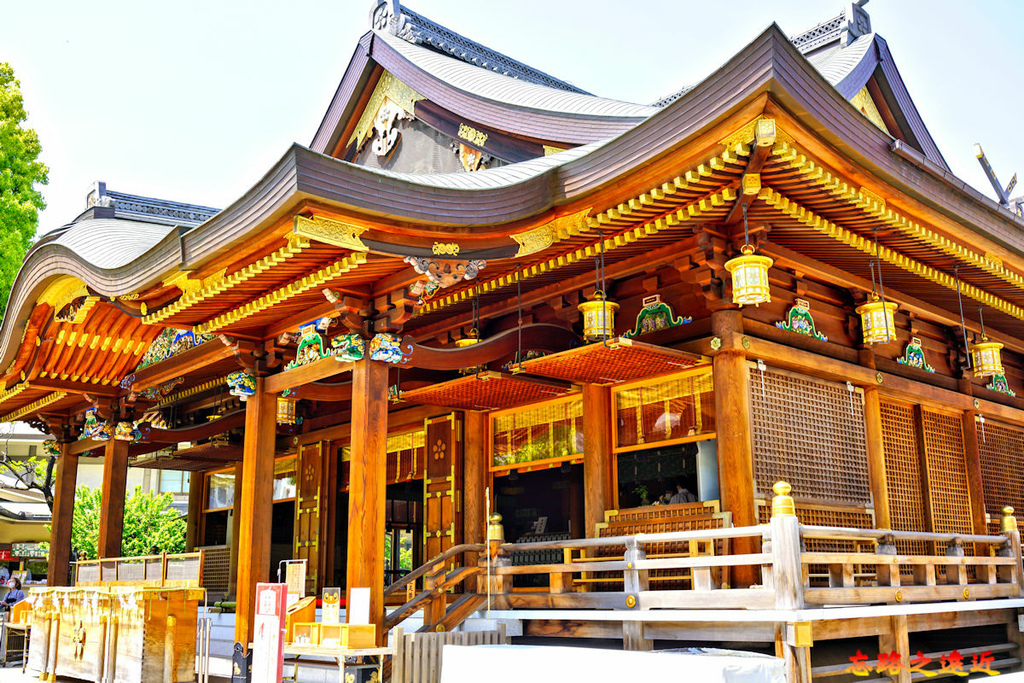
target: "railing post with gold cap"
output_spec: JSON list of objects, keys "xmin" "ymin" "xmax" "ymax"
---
[
  {"xmin": 486, "ymin": 513, "xmax": 509, "ymax": 598},
  {"xmin": 770, "ymin": 482, "xmax": 804, "ymax": 610},
  {"xmin": 621, "ymin": 536, "xmax": 651, "ymax": 651},
  {"xmin": 999, "ymin": 507, "xmax": 1023, "ymax": 592}
]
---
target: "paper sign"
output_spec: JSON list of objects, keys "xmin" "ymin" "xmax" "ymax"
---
[
  {"xmin": 251, "ymin": 583, "xmax": 287, "ymax": 683},
  {"xmin": 348, "ymin": 587, "xmax": 370, "ymax": 625},
  {"xmin": 322, "ymin": 587, "xmax": 341, "ymax": 624}
]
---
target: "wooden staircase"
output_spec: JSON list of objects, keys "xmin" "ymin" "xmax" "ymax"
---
[{"xmin": 384, "ymin": 543, "xmax": 487, "ymax": 634}]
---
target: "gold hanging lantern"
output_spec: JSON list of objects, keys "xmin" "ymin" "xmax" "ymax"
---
[
  {"xmin": 578, "ymin": 291, "xmax": 619, "ymax": 342},
  {"xmin": 455, "ymin": 329, "xmax": 480, "ymax": 348},
  {"xmin": 276, "ymin": 393, "xmax": 297, "ymax": 425},
  {"xmin": 856, "ymin": 295, "xmax": 898, "ymax": 345},
  {"xmin": 971, "ymin": 338, "xmax": 1003, "ymax": 378},
  {"xmin": 724, "ymin": 245, "xmax": 773, "ymax": 307}
]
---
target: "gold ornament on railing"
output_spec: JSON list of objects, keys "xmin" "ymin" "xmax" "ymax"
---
[
  {"xmin": 771, "ymin": 481, "xmax": 795, "ymax": 518},
  {"xmin": 487, "ymin": 513, "xmax": 505, "ymax": 544},
  {"xmin": 1001, "ymin": 506, "xmax": 1017, "ymax": 533}
]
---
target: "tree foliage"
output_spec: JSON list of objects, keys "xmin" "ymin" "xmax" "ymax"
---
[
  {"xmin": 0, "ymin": 453, "xmax": 57, "ymax": 511},
  {"xmin": 0, "ymin": 62, "xmax": 48, "ymax": 317},
  {"xmin": 70, "ymin": 486, "xmax": 187, "ymax": 560}
]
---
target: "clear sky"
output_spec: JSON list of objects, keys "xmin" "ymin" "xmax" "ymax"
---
[{"xmin": 4, "ymin": 0, "xmax": 1022, "ymax": 235}]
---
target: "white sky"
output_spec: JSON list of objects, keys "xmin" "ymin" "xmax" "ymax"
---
[{"xmin": 4, "ymin": 0, "xmax": 1022, "ymax": 234}]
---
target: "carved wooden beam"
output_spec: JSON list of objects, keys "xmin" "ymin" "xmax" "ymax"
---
[{"xmin": 399, "ymin": 323, "xmax": 578, "ymax": 371}]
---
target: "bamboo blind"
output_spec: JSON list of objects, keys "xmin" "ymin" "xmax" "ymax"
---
[
  {"xmin": 614, "ymin": 371, "xmax": 714, "ymax": 449},
  {"xmin": 749, "ymin": 369, "xmax": 869, "ymax": 504},
  {"xmin": 978, "ymin": 418, "xmax": 1024, "ymax": 516},
  {"xmin": 339, "ymin": 430, "xmax": 426, "ymax": 486},
  {"xmin": 921, "ymin": 409, "xmax": 973, "ymax": 536},
  {"xmin": 491, "ymin": 397, "xmax": 583, "ymax": 468}
]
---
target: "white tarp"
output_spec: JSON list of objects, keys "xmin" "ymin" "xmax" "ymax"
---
[{"xmin": 439, "ymin": 644, "xmax": 785, "ymax": 683}]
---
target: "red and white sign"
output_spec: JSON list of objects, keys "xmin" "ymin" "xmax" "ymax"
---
[
  {"xmin": 0, "ymin": 550, "xmax": 11, "ymax": 561},
  {"xmin": 251, "ymin": 583, "xmax": 287, "ymax": 683}
]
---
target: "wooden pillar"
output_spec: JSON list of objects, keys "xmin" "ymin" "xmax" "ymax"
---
[
  {"xmin": 47, "ymin": 443, "xmax": 78, "ymax": 586},
  {"xmin": 345, "ymin": 358, "xmax": 389, "ymax": 643},
  {"xmin": 97, "ymin": 438, "xmax": 129, "ymax": 558},
  {"xmin": 227, "ymin": 461, "xmax": 244, "ymax": 597},
  {"xmin": 878, "ymin": 614, "xmax": 911, "ymax": 683},
  {"xmin": 185, "ymin": 470, "xmax": 203, "ymax": 551},
  {"xmin": 711, "ymin": 309, "xmax": 757, "ymax": 586},
  {"xmin": 583, "ymin": 384, "xmax": 613, "ymax": 538},
  {"xmin": 862, "ymin": 387, "xmax": 891, "ymax": 529},
  {"xmin": 961, "ymin": 410, "xmax": 989, "ymax": 535},
  {"xmin": 234, "ymin": 380, "xmax": 278, "ymax": 649},
  {"xmin": 463, "ymin": 411, "xmax": 488, "ymax": 569}
]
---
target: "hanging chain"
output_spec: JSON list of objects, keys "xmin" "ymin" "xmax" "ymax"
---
[{"xmin": 954, "ymin": 266, "xmax": 972, "ymax": 369}]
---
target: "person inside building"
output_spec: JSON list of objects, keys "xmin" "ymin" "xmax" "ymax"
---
[
  {"xmin": 669, "ymin": 483, "xmax": 696, "ymax": 504},
  {"xmin": 2, "ymin": 577, "xmax": 25, "ymax": 607},
  {"xmin": 0, "ymin": 564, "xmax": 9, "ymax": 583}
]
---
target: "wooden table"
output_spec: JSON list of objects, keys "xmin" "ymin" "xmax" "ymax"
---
[{"xmin": 280, "ymin": 645, "xmax": 393, "ymax": 683}]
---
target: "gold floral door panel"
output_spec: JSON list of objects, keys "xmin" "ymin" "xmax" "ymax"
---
[
  {"xmin": 294, "ymin": 441, "xmax": 326, "ymax": 594},
  {"xmin": 424, "ymin": 414, "xmax": 463, "ymax": 562}
]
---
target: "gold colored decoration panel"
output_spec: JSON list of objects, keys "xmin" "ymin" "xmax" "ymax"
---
[
  {"xmin": 293, "ymin": 215, "xmax": 368, "ymax": 252},
  {"xmin": 749, "ymin": 368, "xmax": 870, "ymax": 505},
  {"xmin": 0, "ymin": 391, "xmax": 68, "ymax": 423},
  {"xmin": 347, "ymin": 70, "xmax": 425, "ymax": 149},
  {"xmin": 511, "ymin": 208, "xmax": 593, "ymax": 258},
  {"xmin": 978, "ymin": 418, "xmax": 1024, "ymax": 516},
  {"xmin": 850, "ymin": 87, "xmax": 888, "ymax": 132}
]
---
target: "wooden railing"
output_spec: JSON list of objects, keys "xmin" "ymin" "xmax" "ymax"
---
[
  {"xmin": 74, "ymin": 551, "xmax": 205, "ymax": 588},
  {"xmin": 384, "ymin": 544, "xmax": 485, "ymax": 633},
  {"xmin": 480, "ymin": 487, "xmax": 1023, "ymax": 614}
]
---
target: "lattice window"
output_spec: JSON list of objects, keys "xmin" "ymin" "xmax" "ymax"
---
[
  {"xmin": 750, "ymin": 368, "xmax": 869, "ymax": 504},
  {"xmin": 491, "ymin": 397, "xmax": 583, "ymax": 469},
  {"xmin": 614, "ymin": 371, "xmax": 714, "ymax": 449},
  {"xmin": 922, "ymin": 409, "xmax": 973, "ymax": 536},
  {"xmin": 979, "ymin": 419, "xmax": 1024, "ymax": 516},
  {"xmin": 879, "ymin": 400, "xmax": 928, "ymax": 557}
]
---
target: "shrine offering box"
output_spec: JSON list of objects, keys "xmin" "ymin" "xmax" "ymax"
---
[
  {"xmin": 321, "ymin": 623, "xmax": 376, "ymax": 649},
  {"xmin": 292, "ymin": 622, "xmax": 322, "ymax": 646},
  {"xmin": 27, "ymin": 586, "xmax": 204, "ymax": 683}
]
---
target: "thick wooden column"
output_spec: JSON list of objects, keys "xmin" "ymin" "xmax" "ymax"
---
[
  {"xmin": 862, "ymin": 387, "xmax": 891, "ymax": 529},
  {"xmin": 47, "ymin": 442, "xmax": 78, "ymax": 585},
  {"xmin": 227, "ymin": 461, "xmax": 244, "ymax": 597},
  {"xmin": 234, "ymin": 380, "xmax": 278, "ymax": 649},
  {"xmin": 711, "ymin": 309, "xmax": 757, "ymax": 586},
  {"xmin": 345, "ymin": 358, "xmax": 389, "ymax": 642},
  {"xmin": 582, "ymin": 384, "xmax": 613, "ymax": 538},
  {"xmin": 463, "ymin": 411, "xmax": 488, "ymax": 568},
  {"xmin": 97, "ymin": 438, "xmax": 129, "ymax": 558},
  {"xmin": 961, "ymin": 410, "xmax": 989, "ymax": 535},
  {"xmin": 185, "ymin": 470, "xmax": 203, "ymax": 551}
]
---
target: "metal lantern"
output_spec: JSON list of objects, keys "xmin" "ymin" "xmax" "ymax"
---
[
  {"xmin": 724, "ymin": 245, "xmax": 773, "ymax": 307},
  {"xmin": 971, "ymin": 338, "xmax": 1004, "ymax": 378},
  {"xmin": 455, "ymin": 329, "xmax": 480, "ymax": 348},
  {"xmin": 856, "ymin": 295, "xmax": 898, "ymax": 344},
  {"xmin": 277, "ymin": 393, "xmax": 297, "ymax": 425},
  {"xmin": 578, "ymin": 291, "xmax": 619, "ymax": 342}
]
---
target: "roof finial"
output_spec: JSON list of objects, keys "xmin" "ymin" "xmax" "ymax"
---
[
  {"xmin": 370, "ymin": 0, "xmax": 403, "ymax": 34},
  {"xmin": 842, "ymin": 1, "xmax": 871, "ymax": 45}
]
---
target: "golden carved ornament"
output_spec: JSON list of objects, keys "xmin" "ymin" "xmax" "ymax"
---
[
  {"xmin": 850, "ymin": 86, "xmax": 888, "ymax": 132},
  {"xmin": 431, "ymin": 242, "xmax": 460, "ymax": 256},
  {"xmin": 348, "ymin": 71, "xmax": 425, "ymax": 149},
  {"xmin": 718, "ymin": 115, "xmax": 792, "ymax": 151},
  {"xmin": 294, "ymin": 215, "xmax": 369, "ymax": 252},
  {"xmin": 542, "ymin": 145, "xmax": 566, "ymax": 156},
  {"xmin": 457, "ymin": 123, "xmax": 488, "ymax": 147},
  {"xmin": 36, "ymin": 276, "xmax": 88, "ymax": 313},
  {"xmin": 512, "ymin": 208, "xmax": 592, "ymax": 257}
]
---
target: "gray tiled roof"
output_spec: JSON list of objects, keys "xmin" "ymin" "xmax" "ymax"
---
[
  {"xmin": 45, "ymin": 218, "xmax": 180, "ymax": 270},
  {"xmin": 376, "ymin": 0, "xmax": 589, "ymax": 94},
  {"xmin": 376, "ymin": 31, "xmax": 658, "ymax": 119}
]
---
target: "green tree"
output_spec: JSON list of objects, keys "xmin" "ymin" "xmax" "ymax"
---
[
  {"xmin": 70, "ymin": 486, "xmax": 186, "ymax": 559},
  {"xmin": 0, "ymin": 62, "xmax": 48, "ymax": 317}
]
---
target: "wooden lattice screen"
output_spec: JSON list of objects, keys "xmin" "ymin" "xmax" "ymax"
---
[
  {"xmin": 978, "ymin": 418, "xmax": 1024, "ymax": 517},
  {"xmin": 921, "ymin": 409, "xmax": 973, "ymax": 536},
  {"xmin": 749, "ymin": 368, "xmax": 870, "ymax": 504},
  {"xmin": 879, "ymin": 400, "xmax": 927, "ymax": 542}
]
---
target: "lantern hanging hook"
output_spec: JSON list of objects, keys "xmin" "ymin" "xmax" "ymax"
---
[{"xmin": 954, "ymin": 266, "xmax": 972, "ymax": 369}]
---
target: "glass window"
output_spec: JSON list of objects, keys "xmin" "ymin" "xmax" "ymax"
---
[
  {"xmin": 206, "ymin": 471, "xmax": 235, "ymax": 510},
  {"xmin": 159, "ymin": 470, "xmax": 190, "ymax": 494},
  {"xmin": 491, "ymin": 397, "xmax": 583, "ymax": 469},
  {"xmin": 273, "ymin": 458, "xmax": 297, "ymax": 501}
]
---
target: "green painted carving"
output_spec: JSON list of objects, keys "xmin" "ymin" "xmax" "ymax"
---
[
  {"xmin": 896, "ymin": 337, "xmax": 935, "ymax": 373},
  {"xmin": 985, "ymin": 373, "xmax": 1016, "ymax": 397},
  {"xmin": 287, "ymin": 323, "xmax": 330, "ymax": 371},
  {"xmin": 332, "ymin": 333, "xmax": 365, "ymax": 362},
  {"xmin": 775, "ymin": 298, "xmax": 827, "ymax": 342},
  {"xmin": 624, "ymin": 294, "xmax": 691, "ymax": 338}
]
